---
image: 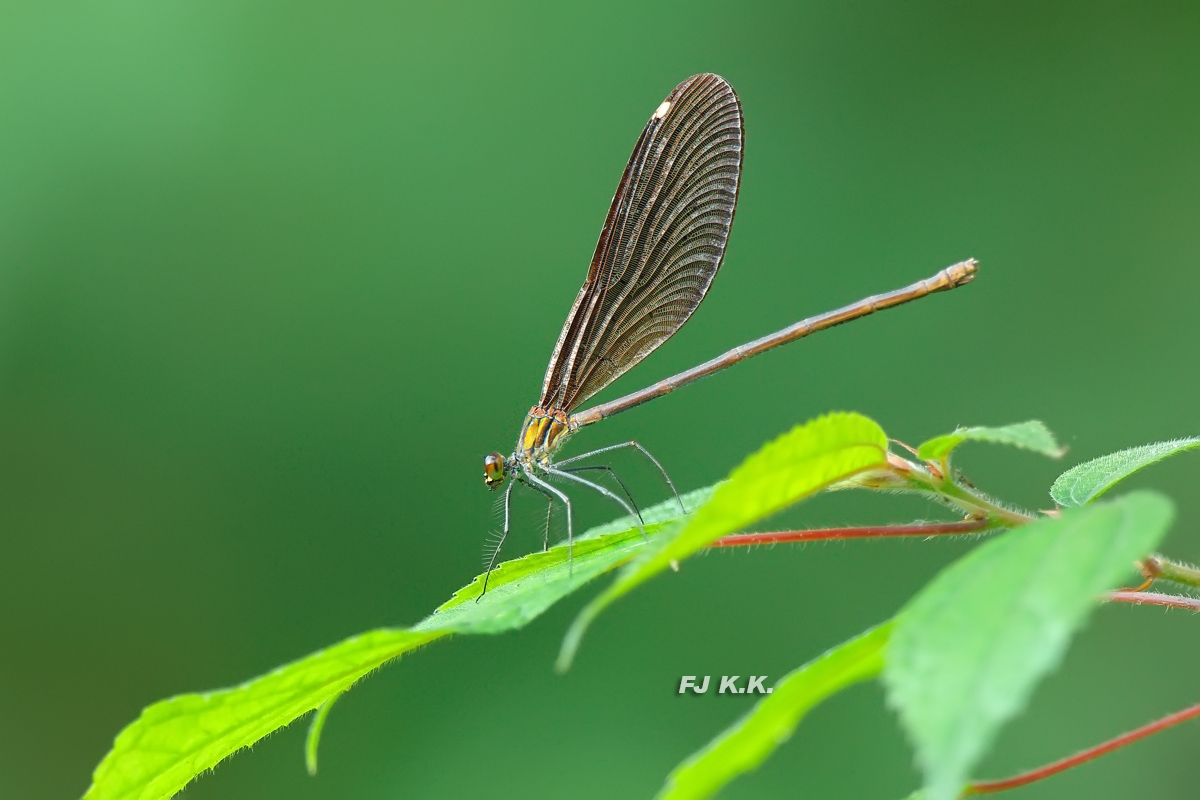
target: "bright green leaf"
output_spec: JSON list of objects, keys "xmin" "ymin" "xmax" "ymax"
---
[
  {"xmin": 884, "ymin": 491, "xmax": 1174, "ymax": 800},
  {"xmin": 657, "ymin": 622, "xmax": 892, "ymax": 800},
  {"xmin": 84, "ymin": 489, "xmax": 707, "ymax": 800},
  {"xmin": 86, "ymin": 628, "xmax": 440, "ymax": 800},
  {"xmin": 916, "ymin": 420, "xmax": 1064, "ymax": 461},
  {"xmin": 305, "ymin": 692, "xmax": 341, "ymax": 776},
  {"xmin": 558, "ymin": 412, "xmax": 889, "ymax": 671},
  {"xmin": 1050, "ymin": 437, "xmax": 1200, "ymax": 507}
]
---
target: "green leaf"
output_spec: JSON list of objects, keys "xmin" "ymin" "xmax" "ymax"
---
[
  {"xmin": 305, "ymin": 692, "xmax": 341, "ymax": 776},
  {"xmin": 657, "ymin": 622, "xmax": 892, "ymax": 800},
  {"xmin": 1050, "ymin": 437, "xmax": 1200, "ymax": 507},
  {"xmin": 884, "ymin": 491, "xmax": 1175, "ymax": 800},
  {"xmin": 916, "ymin": 420, "xmax": 1064, "ymax": 461},
  {"xmin": 84, "ymin": 489, "xmax": 707, "ymax": 800},
  {"xmin": 558, "ymin": 412, "xmax": 889, "ymax": 671},
  {"xmin": 86, "ymin": 628, "xmax": 441, "ymax": 800}
]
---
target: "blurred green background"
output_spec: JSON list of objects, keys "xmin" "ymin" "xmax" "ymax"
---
[{"xmin": 2, "ymin": 1, "xmax": 1198, "ymax": 798}]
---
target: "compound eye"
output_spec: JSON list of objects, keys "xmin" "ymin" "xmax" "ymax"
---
[{"xmin": 483, "ymin": 452, "xmax": 507, "ymax": 489}]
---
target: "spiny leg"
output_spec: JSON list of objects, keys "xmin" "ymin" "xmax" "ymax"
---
[
  {"xmin": 562, "ymin": 464, "xmax": 645, "ymax": 531},
  {"xmin": 520, "ymin": 477, "xmax": 558, "ymax": 552},
  {"xmin": 522, "ymin": 471, "xmax": 575, "ymax": 577},
  {"xmin": 478, "ymin": 479, "xmax": 516, "ymax": 601},
  {"xmin": 546, "ymin": 466, "xmax": 648, "ymax": 543},
  {"xmin": 556, "ymin": 440, "xmax": 685, "ymax": 514}
]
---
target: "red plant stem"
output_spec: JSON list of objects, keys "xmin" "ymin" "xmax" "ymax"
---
[
  {"xmin": 965, "ymin": 701, "xmax": 1200, "ymax": 794},
  {"xmin": 709, "ymin": 519, "xmax": 990, "ymax": 548},
  {"xmin": 1106, "ymin": 590, "xmax": 1200, "ymax": 612}
]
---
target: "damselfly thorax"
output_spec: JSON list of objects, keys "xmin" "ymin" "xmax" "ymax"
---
[
  {"xmin": 518, "ymin": 406, "xmax": 573, "ymax": 464},
  {"xmin": 483, "ymin": 408, "xmax": 572, "ymax": 484},
  {"xmin": 474, "ymin": 73, "xmax": 976, "ymax": 599}
]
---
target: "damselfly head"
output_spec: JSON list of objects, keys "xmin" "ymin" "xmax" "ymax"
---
[{"xmin": 484, "ymin": 452, "xmax": 508, "ymax": 489}]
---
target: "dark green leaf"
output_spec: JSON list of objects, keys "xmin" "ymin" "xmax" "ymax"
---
[{"xmin": 884, "ymin": 491, "xmax": 1174, "ymax": 800}]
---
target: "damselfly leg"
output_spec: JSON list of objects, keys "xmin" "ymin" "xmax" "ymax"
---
[
  {"xmin": 518, "ymin": 477, "xmax": 558, "ymax": 552},
  {"xmin": 478, "ymin": 480, "xmax": 517, "ymax": 600},
  {"xmin": 561, "ymin": 464, "xmax": 644, "ymax": 529},
  {"xmin": 557, "ymin": 441, "xmax": 686, "ymax": 514},
  {"xmin": 522, "ymin": 470, "xmax": 573, "ymax": 568},
  {"xmin": 477, "ymin": 460, "xmax": 655, "ymax": 600},
  {"xmin": 546, "ymin": 467, "xmax": 647, "ymax": 543}
]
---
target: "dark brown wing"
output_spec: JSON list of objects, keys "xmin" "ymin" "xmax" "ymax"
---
[{"xmin": 538, "ymin": 73, "xmax": 744, "ymax": 413}]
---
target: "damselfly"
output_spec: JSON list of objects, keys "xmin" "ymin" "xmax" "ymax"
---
[{"xmin": 480, "ymin": 73, "xmax": 975, "ymax": 595}]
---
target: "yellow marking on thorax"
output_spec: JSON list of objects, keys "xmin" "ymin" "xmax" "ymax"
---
[
  {"xmin": 518, "ymin": 407, "xmax": 571, "ymax": 461},
  {"xmin": 545, "ymin": 417, "xmax": 568, "ymax": 451},
  {"xmin": 522, "ymin": 414, "xmax": 549, "ymax": 454}
]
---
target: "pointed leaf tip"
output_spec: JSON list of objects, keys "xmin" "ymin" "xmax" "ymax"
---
[
  {"xmin": 305, "ymin": 693, "xmax": 342, "ymax": 776},
  {"xmin": 916, "ymin": 420, "xmax": 1064, "ymax": 461},
  {"xmin": 1051, "ymin": 437, "xmax": 1200, "ymax": 507}
]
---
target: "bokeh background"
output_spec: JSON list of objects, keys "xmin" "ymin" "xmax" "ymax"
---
[{"xmin": 3, "ymin": 1, "xmax": 1199, "ymax": 798}]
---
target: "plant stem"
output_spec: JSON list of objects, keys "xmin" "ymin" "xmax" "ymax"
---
[
  {"xmin": 709, "ymin": 519, "xmax": 993, "ymax": 548},
  {"xmin": 933, "ymin": 476, "xmax": 1036, "ymax": 527},
  {"xmin": 1140, "ymin": 554, "xmax": 1200, "ymax": 589},
  {"xmin": 855, "ymin": 454, "xmax": 1037, "ymax": 527},
  {"xmin": 1107, "ymin": 589, "xmax": 1200, "ymax": 612},
  {"xmin": 962, "ymin": 701, "xmax": 1200, "ymax": 795}
]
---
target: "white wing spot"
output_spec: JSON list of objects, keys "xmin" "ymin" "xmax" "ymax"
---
[{"xmin": 653, "ymin": 100, "xmax": 671, "ymax": 119}]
